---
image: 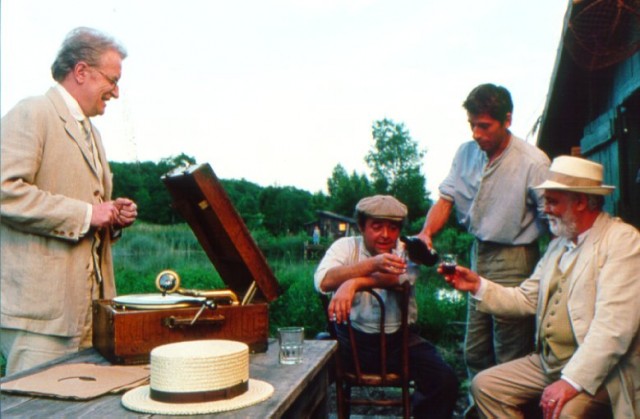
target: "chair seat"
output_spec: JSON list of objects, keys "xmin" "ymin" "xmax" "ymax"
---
[{"xmin": 344, "ymin": 372, "xmax": 403, "ymax": 386}]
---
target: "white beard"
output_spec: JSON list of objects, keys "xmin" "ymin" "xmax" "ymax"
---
[{"xmin": 548, "ymin": 212, "xmax": 578, "ymax": 239}]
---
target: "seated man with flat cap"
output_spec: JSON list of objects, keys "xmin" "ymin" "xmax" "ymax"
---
[
  {"xmin": 442, "ymin": 156, "xmax": 640, "ymax": 418},
  {"xmin": 315, "ymin": 195, "xmax": 459, "ymax": 418}
]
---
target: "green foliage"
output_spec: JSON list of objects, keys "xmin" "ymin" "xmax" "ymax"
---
[
  {"xmin": 259, "ymin": 186, "xmax": 316, "ymax": 236},
  {"xmin": 267, "ymin": 261, "xmax": 327, "ymax": 338},
  {"xmin": 365, "ymin": 118, "xmax": 432, "ymax": 222},
  {"xmin": 407, "ymin": 215, "xmax": 427, "ymax": 236},
  {"xmin": 414, "ymin": 271, "xmax": 467, "ymax": 339},
  {"xmin": 253, "ymin": 230, "xmax": 309, "ymax": 261},
  {"xmin": 412, "ymin": 269, "xmax": 468, "ymax": 370},
  {"xmin": 111, "ymin": 153, "xmax": 197, "ymax": 225},
  {"xmin": 109, "ymin": 118, "xmax": 435, "ymax": 235},
  {"xmin": 366, "ymin": 119, "xmax": 423, "ymax": 187},
  {"xmin": 393, "ymin": 166, "xmax": 430, "ymax": 221},
  {"xmin": 112, "ymin": 222, "xmax": 223, "ymax": 295},
  {"xmin": 111, "ymin": 155, "xmax": 327, "ymax": 235},
  {"xmin": 112, "ymin": 223, "xmax": 468, "ymax": 351},
  {"xmin": 309, "ymin": 190, "xmax": 330, "ymax": 214},
  {"xmin": 220, "ymin": 178, "xmax": 264, "ymax": 230},
  {"xmin": 326, "ymin": 164, "xmax": 373, "ymax": 216},
  {"xmin": 432, "ymin": 226, "xmax": 475, "ymax": 267}
]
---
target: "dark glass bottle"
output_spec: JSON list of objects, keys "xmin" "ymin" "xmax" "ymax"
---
[{"xmin": 400, "ymin": 236, "xmax": 439, "ymax": 266}]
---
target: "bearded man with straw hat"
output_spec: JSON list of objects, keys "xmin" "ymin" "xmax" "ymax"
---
[{"xmin": 441, "ymin": 155, "xmax": 640, "ymax": 418}]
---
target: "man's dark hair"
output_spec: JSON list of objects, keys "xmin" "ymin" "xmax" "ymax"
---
[
  {"xmin": 356, "ymin": 211, "xmax": 368, "ymax": 231},
  {"xmin": 463, "ymin": 83, "xmax": 513, "ymax": 123}
]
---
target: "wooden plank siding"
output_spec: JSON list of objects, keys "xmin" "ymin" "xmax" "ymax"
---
[{"xmin": 537, "ymin": 1, "xmax": 640, "ymax": 228}]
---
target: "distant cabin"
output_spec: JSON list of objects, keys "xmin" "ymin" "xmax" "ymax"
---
[
  {"xmin": 537, "ymin": 0, "xmax": 640, "ymax": 228},
  {"xmin": 303, "ymin": 211, "xmax": 358, "ymax": 259},
  {"xmin": 304, "ymin": 210, "xmax": 359, "ymax": 241}
]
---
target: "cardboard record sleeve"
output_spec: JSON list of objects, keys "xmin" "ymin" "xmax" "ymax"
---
[{"xmin": 93, "ymin": 163, "xmax": 282, "ymax": 365}]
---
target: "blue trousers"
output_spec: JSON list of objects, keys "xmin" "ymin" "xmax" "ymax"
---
[{"xmin": 336, "ymin": 324, "xmax": 458, "ymax": 418}]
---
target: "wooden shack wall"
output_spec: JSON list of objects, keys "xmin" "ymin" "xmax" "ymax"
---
[{"xmin": 578, "ymin": 53, "xmax": 640, "ymax": 227}]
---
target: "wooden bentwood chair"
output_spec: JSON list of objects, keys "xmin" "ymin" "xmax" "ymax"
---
[{"xmin": 321, "ymin": 282, "xmax": 412, "ymax": 419}]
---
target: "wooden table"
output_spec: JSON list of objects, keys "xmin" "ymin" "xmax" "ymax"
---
[{"xmin": 1, "ymin": 339, "xmax": 336, "ymax": 418}]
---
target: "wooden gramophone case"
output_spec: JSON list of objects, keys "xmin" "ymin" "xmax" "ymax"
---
[{"xmin": 93, "ymin": 163, "xmax": 282, "ymax": 365}]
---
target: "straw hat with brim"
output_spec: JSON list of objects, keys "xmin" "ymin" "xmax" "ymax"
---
[
  {"xmin": 534, "ymin": 156, "xmax": 615, "ymax": 196},
  {"xmin": 122, "ymin": 340, "xmax": 273, "ymax": 415}
]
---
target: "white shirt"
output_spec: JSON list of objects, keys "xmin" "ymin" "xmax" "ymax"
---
[
  {"xmin": 54, "ymin": 83, "xmax": 93, "ymax": 235},
  {"xmin": 314, "ymin": 236, "xmax": 418, "ymax": 334}
]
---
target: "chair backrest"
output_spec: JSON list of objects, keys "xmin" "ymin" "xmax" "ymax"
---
[{"xmin": 320, "ymin": 282, "xmax": 412, "ymax": 418}]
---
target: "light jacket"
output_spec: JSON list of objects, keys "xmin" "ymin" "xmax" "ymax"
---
[
  {"xmin": 1, "ymin": 87, "xmax": 116, "ymax": 337},
  {"xmin": 479, "ymin": 213, "xmax": 640, "ymax": 418}
]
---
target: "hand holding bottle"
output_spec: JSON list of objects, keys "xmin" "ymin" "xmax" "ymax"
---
[{"xmin": 399, "ymin": 236, "xmax": 439, "ymax": 266}]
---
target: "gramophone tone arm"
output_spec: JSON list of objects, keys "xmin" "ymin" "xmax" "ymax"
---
[{"xmin": 176, "ymin": 288, "xmax": 240, "ymax": 305}]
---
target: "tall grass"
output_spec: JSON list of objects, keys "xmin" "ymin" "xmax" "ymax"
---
[{"xmin": 112, "ymin": 222, "xmax": 468, "ymax": 364}]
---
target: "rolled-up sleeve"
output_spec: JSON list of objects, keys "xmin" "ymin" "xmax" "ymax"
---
[{"xmin": 314, "ymin": 237, "xmax": 354, "ymax": 293}]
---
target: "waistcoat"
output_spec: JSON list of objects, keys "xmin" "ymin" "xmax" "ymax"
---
[{"xmin": 539, "ymin": 257, "xmax": 578, "ymax": 373}]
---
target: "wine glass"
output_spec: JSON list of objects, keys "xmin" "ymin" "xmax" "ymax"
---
[{"xmin": 440, "ymin": 253, "xmax": 457, "ymax": 275}]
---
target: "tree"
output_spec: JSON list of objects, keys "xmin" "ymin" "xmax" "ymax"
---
[
  {"xmin": 326, "ymin": 164, "xmax": 373, "ymax": 217},
  {"xmin": 221, "ymin": 178, "xmax": 264, "ymax": 230},
  {"xmin": 111, "ymin": 153, "xmax": 197, "ymax": 224},
  {"xmin": 158, "ymin": 153, "xmax": 197, "ymax": 172},
  {"xmin": 364, "ymin": 118, "xmax": 431, "ymax": 222},
  {"xmin": 309, "ymin": 190, "xmax": 329, "ymax": 216},
  {"xmin": 259, "ymin": 186, "xmax": 316, "ymax": 236}
]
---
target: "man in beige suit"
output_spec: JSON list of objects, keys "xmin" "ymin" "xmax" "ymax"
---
[
  {"xmin": 1, "ymin": 27, "xmax": 138, "ymax": 375},
  {"xmin": 443, "ymin": 156, "xmax": 640, "ymax": 418}
]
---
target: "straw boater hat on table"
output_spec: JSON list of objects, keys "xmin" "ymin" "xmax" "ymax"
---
[
  {"xmin": 122, "ymin": 340, "xmax": 273, "ymax": 415},
  {"xmin": 534, "ymin": 155, "xmax": 615, "ymax": 195}
]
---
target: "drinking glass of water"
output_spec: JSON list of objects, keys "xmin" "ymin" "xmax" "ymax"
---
[{"xmin": 278, "ymin": 326, "xmax": 304, "ymax": 365}]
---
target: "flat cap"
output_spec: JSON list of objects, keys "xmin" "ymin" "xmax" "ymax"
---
[{"xmin": 355, "ymin": 195, "xmax": 407, "ymax": 221}]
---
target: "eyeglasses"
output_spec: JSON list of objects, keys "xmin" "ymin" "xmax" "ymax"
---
[{"xmin": 92, "ymin": 67, "xmax": 120, "ymax": 88}]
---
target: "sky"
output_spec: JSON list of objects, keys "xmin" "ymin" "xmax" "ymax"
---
[{"xmin": 1, "ymin": 0, "xmax": 569, "ymax": 197}]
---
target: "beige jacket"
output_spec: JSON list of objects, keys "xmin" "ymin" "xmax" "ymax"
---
[
  {"xmin": 1, "ymin": 87, "xmax": 116, "ymax": 337},
  {"xmin": 479, "ymin": 213, "xmax": 640, "ymax": 418}
]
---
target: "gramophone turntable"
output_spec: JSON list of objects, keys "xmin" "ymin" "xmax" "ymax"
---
[{"xmin": 92, "ymin": 163, "xmax": 282, "ymax": 365}]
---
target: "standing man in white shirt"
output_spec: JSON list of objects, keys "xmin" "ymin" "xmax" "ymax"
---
[
  {"xmin": 418, "ymin": 84, "xmax": 550, "ymax": 384},
  {"xmin": 1, "ymin": 27, "xmax": 138, "ymax": 375}
]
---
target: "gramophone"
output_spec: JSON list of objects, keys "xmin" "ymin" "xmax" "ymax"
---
[
  {"xmin": 108, "ymin": 269, "xmax": 243, "ymax": 328},
  {"xmin": 93, "ymin": 163, "xmax": 281, "ymax": 365},
  {"xmin": 154, "ymin": 269, "xmax": 243, "ymax": 304}
]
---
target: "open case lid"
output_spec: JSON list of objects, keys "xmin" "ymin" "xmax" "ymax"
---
[{"xmin": 162, "ymin": 163, "xmax": 281, "ymax": 302}]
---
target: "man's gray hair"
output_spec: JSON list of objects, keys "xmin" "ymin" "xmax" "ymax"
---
[
  {"xmin": 567, "ymin": 191, "xmax": 605, "ymax": 211},
  {"xmin": 51, "ymin": 27, "xmax": 127, "ymax": 82}
]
